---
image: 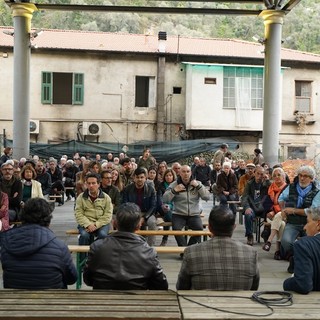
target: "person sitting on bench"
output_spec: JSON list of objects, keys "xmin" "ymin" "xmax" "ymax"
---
[
  {"xmin": 176, "ymin": 205, "xmax": 259, "ymax": 290},
  {"xmin": 83, "ymin": 202, "xmax": 168, "ymax": 290},
  {"xmin": 1, "ymin": 198, "xmax": 77, "ymax": 289}
]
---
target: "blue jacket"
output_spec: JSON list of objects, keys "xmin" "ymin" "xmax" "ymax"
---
[
  {"xmin": 1, "ymin": 224, "xmax": 77, "ymax": 289},
  {"xmin": 283, "ymin": 234, "xmax": 320, "ymax": 294}
]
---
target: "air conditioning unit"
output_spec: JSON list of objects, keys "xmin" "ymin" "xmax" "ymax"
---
[
  {"xmin": 82, "ymin": 122, "xmax": 102, "ymax": 136},
  {"xmin": 30, "ymin": 120, "xmax": 40, "ymax": 134}
]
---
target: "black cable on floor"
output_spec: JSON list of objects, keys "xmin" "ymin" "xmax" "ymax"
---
[{"xmin": 176, "ymin": 290, "xmax": 293, "ymax": 318}]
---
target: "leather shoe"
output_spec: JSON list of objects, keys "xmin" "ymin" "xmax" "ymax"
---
[{"xmin": 247, "ymin": 235, "xmax": 253, "ymax": 246}]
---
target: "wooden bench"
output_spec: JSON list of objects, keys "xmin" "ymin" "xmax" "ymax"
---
[
  {"xmin": 0, "ymin": 289, "xmax": 318, "ymax": 319},
  {"xmin": 66, "ymin": 229, "xmax": 211, "ymax": 242},
  {"xmin": 68, "ymin": 244, "xmax": 187, "ymax": 289},
  {"xmin": 0, "ymin": 289, "xmax": 180, "ymax": 319}
]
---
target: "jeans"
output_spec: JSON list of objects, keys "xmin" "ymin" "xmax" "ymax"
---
[
  {"xmin": 219, "ymin": 193, "xmax": 238, "ymax": 214},
  {"xmin": 280, "ymin": 223, "xmax": 306, "ymax": 259},
  {"xmin": 140, "ymin": 215, "xmax": 157, "ymax": 247},
  {"xmin": 78, "ymin": 224, "xmax": 110, "ymax": 245},
  {"xmin": 162, "ymin": 211, "xmax": 172, "ymax": 241},
  {"xmin": 244, "ymin": 209, "xmax": 264, "ymax": 237},
  {"xmin": 172, "ymin": 214, "xmax": 203, "ymax": 246}
]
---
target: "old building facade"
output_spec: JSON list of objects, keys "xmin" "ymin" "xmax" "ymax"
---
[{"xmin": 0, "ymin": 28, "xmax": 320, "ymax": 160}]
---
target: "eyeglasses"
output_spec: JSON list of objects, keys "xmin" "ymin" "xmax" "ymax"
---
[
  {"xmin": 299, "ymin": 174, "xmax": 312, "ymax": 179},
  {"xmin": 2, "ymin": 168, "xmax": 13, "ymax": 171}
]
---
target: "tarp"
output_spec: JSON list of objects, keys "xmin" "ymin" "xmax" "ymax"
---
[{"xmin": 6, "ymin": 138, "xmax": 239, "ymax": 163}]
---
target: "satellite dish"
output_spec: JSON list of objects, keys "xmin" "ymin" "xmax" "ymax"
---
[{"xmin": 88, "ymin": 123, "xmax": 100, "ymax": 134}]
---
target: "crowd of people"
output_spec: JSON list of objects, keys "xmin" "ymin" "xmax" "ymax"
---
[{"xmin": 0, "ymin": 145, "xmax": 319, "ymax": 295}]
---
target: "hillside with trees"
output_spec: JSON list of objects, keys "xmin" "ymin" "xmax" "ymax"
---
[{"xmin": 1, "ymin": 0, "xmax": 319, "ymax": 54}]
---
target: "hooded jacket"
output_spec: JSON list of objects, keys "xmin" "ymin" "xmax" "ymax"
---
[{"xmin": 0, "ymin": 224, "xmax": 77, "ymax": 289}]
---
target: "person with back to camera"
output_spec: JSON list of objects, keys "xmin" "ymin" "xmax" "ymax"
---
[
  {"xmin": 176, "ymin": 205, "xmax": 259, "ymax": 290},
  {"xmin": 0, "ymin": 197, "xmax": 77, "ymax": 289},
  {"xmin": 283, "ymin": 206, "xmax": 320, "ymax": 294},
  {"xmin": 83, "ymin": 202, "xmax": 168, "ymax": 290}
]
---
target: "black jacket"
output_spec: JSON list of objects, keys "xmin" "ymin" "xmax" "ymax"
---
[
  {"xmin": 122, "ymin": 182, "xmax": 156, "ymax": 220},
  {"xmin": 83, "ymin": 231, "xmax": 168, "ymax": 290},
  {"xmin": 1, "ymin": 224, "xmax": 78, "ymax": 289}
]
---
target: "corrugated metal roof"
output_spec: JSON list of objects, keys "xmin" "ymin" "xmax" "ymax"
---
[{"xmin": 1, "ymin": 27, "xmax": 320, "ymax": 63}]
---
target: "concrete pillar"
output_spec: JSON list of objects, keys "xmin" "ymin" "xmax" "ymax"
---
[
  {"xmin": 11, "ymin": 3, "xmax": 37, "ymax": 159},
  {"xmin": 156, "ymin": 56, "xmax": 166, "ymax": 141},
  {"xmin": 260, "ymin": 10, "xmax": 285, "ymax": 166}
]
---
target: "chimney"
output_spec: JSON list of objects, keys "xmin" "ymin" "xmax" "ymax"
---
[{"xmin": 158, "ymin": 31, "xmax": 167, "ymax": 53}]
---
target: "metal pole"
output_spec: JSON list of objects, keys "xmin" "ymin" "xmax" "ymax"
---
[
  {"xmin": 260, "ymin": 10, "xmax": 285, "ymax": 166},
  {"xmin": 11, "ymin": 3, "xmax": 36, "ymax": 159}
]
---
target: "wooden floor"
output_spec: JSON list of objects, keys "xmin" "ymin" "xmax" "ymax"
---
[{"xmin": 0, "ymin": 195, "xmax": 291, "ymax": 290}]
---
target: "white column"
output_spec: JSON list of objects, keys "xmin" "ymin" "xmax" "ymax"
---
[
  {"xmin": 260, "ymin": 10, "xmax": 285, "ymax": 166},
  {"xmin": 11, "ymin": 3, "xmax": 37, "ymax": 159}
]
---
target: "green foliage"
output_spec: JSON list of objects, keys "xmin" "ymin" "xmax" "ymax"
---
[{"xmin": 0, "ymin": 0, "xmax": 319, "ymax": 53}]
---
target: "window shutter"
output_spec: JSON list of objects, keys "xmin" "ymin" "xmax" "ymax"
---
[
  {"xmin": 41, "ymin": 72, "xmax": 52, "ymax": 104},
  {"xmin": 73, "ymin": 73, "xmax": 84, "ymax": 105}
]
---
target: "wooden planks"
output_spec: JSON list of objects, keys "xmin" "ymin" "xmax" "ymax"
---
[
  {"xmin": 0, "ymin": 290, "xmax": 181, "ymax": 320},
  {"xmin": 177, "ymin": 290, "xmax": 320, "ymax": 320}
]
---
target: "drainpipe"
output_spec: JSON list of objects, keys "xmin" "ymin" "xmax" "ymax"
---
[{"xmin": 156, "ymin": 31, "xmax": 167, "ymax": 141}]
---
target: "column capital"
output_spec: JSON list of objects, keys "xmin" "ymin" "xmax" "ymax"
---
[
  {"xmin": 259, "ymin": 9, "xmax": 285, "ymax": 26},
  {"xmin": 11, "ymin": 3, "xmax": 37, "ymax": 19}
]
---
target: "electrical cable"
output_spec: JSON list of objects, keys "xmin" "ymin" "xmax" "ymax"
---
[{"xmin": 176, "ymin": 290, "xmax": 293, "ymax": 318}]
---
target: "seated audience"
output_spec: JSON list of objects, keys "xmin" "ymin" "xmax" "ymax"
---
[
  {"xmin": 0, "ymin": 198, "xmax": 77, "ymax": 289},
  {"xmin": 20, "ymin": 164, "xmax": 44, "ymax": 208},
  {"xmin": 262, "ymin": 167, "xmax": 287, "ymax": 260},
  {"xmin": 241, "ymin": 166, "xmax": 270, "ymax": 245},
  {"xmin": 283, "ymin": 207, "xmax": 320, "ymax": 294},
  {"xmin": 163, "ymin": 165, "xmax": 210, "ymax": 247},
  {"xmin": 176, "ymin": 205, "xmax": 259, "ymax": 290},
  {"xmin": 0, "ymin": 161, "xmax": 23, "ymax": 222},
  {"xmin": 216, "ymin": 161, "xmax": 238, "ymax": 214},
  {"xmin": 83, "ymin": 202, "xmax": 168, "ymax": 290},
  {"xmin": 75, "ymin": 173, "xmax": 113, "ymax": 246},
  {"xmin": 279, "ymin": 165, "xmax": 320, "ymax": 272},
  {"xmin": 0, "ymin": 190, "xmax": 9, "ymax": 232}
]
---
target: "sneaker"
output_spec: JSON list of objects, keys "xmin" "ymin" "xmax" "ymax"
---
[
  {"xmin": 247, "ymin": 235, "xmax": 254, "ymax": 246},
  {"xmin": 287, "ymin": 256, "xmax": 294, "ymax": 274},
  {"xmin": 262, "ymin": 241, "xmax": 271, "ymax": 252}
]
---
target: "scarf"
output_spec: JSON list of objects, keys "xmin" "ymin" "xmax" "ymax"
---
[
  {"xmin": 296, "ymin": 183, "xmax": 313, "ymax": 208},
  {"xmin": 268, "ymin": 182, "xmax": 287, "ymax": 213}
]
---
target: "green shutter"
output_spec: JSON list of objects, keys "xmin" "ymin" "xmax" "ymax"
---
[
  {"xmin": 73, "ymin": 73, "xmax": 84, "ymax": 105},
  {"xmin": 41, "ymin": 72, "xmax": 52, "ymax": 104}
]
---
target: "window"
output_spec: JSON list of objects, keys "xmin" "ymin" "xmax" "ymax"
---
[
  {"xmin": 135, "ymin": 76, "xmax": 155, "ymax": 108},
  {"xmin": 173, "ymin": 87, "xmax": 182, "ymax": 94},
  {"xmin": 223, "ymin": 67, "xmax": 263, "ymax": 109},
  {"xmin": 287, "ymin": 146, "xmax": 306, "ymax": 159},
  {"xmin": 41, "ymin": 72, "xmax": 84, "ymax": 105},
  {"xmin": 295, "ymin": 81, "xmax": 312, "ymax": 113}
]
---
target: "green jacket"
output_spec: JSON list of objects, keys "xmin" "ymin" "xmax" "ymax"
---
[{"xmin": 75, "ymin": 189, "xmax": 113, "ymax": 229}]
